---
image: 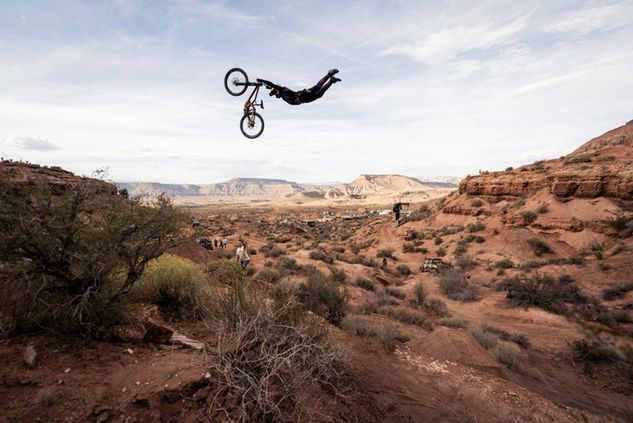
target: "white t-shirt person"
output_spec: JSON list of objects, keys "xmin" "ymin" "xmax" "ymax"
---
[{"xmin": 236, "ymin": 243, "xmax": 250, "ymax": 269}]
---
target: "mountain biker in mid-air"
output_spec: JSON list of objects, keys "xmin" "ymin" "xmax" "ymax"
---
[{"xmin": 257, "ymin": 69, "xmax": 341, "ymax": 105}]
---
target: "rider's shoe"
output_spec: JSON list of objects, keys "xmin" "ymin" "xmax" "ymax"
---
[
  {"xmin": 330, "ymin": 77, "xmax": 342, "ymax": 83},
  {"xmin": 328, "ymin": 68, "xmax": 339, "ymax": 75}
]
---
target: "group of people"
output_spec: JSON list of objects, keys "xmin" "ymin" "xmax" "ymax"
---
[{"xmin": 213, "ymin": 238, "xmax": 229, "ymax": 249}]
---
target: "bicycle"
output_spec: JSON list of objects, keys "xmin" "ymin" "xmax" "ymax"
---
[{"xmin": 224, "ymin": 67, "xmax": 266, "ymax": 139}]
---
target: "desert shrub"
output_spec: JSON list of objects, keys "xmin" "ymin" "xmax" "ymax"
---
[
  {"xmin": 501, "ymin": 273, "xmax": 585, "ymax": 313},
  {"xmin": 510, "ymin": 199, "xmax": 526, "ymax": 209},
  {"xmin": 394, "ymin": 279, "xmax": 406, "ymax": 287},
  {"xmin": 496, "ymin": 259, "xmax": 514, "ymax": 269},
  {"xmin": 466, "ymin": 222, "xmax": 486, "ymax": 233},
  {"xmin": 439, "ymin": 316, "xmax": 465, "ymax": 328},
  {"xmin": 436, "ymin": 247, "xmax": 447, "ymax": 257},
  {"xmin": 412, "ymin": 283, "xmax": 426, "ymax": 307},
  {"xmin": 385, "ymin": 287, "xmax": 406, "ymax": 300},
  {"xmin": 207, "ymin": 285, "xmax": 346, "ymax": 422},
  {"xmin": 471, "ymin": 199, "xmax": 484, "ymax": 207},
  {"xmin": 474, "ymin": 236, "xmax": 486, "ymax": 243},
  {"xmin": 505, "ymin": 166, "xmax": 513, "ymax": 171},
  {"xmin": 518, "ymin": 261, "xmax": 544, "ymax": 271},
  {"xmin": 309, "ymin": 249, "xmax": 334, "ymax": 264},
  {"xmin": 342, "ymin": 315, "xmax": 409, "ymax": 352},
  {"xmin": 207, "ymin": 259, "xmax": 247, "ymax": 286},
  {"xmin": 603, "ymin": 213, "xmax": 633, "ymax": 232},
  {"xmin": 602, "ymin": 281, "xmax": 633, "ymax": 301},
  {"xmin": 355, "ymin": 277, "xmax": 376, "ymax": 292},
  {"xmin": 296, "ymin": 270, "xmax": 348, "ymax": 326},
  {"xmin": 537, "ymin": 204, "xmax": 549, "ymax": 214},
  {"xmin": 396, "ymin": 264, "xmax": 412, "ymax": 276},
  {"xmin": 248, "ymin": 248, "xmax": 257, "ymax": 255},
  {"xmin": 564, "ymin": 155, "xmax": 592, "ymax": 164},
  {"xmin": 0, "ymin": 174, "xmax": 187, "ymax": 337},
  {"xmin": 472, "ymin": 327, "xmax": 498, "ymax": 350},
  {"xmin": 377, "ymin": 248, "xmax": 395, "ymax": 259},
  {"xmin": 571, "ymin": 340, "xmax": 617, "ymax": 362},
  {"xmin": 521, "ymin": 211, "xmax": 538, "ymax": 224},
  {"xmin": 255, "ymin": 268, "xmax": 282, "ymax": 284},
  {"xmin": 423, "ymin": 298, "xmax": 449, "ymax": 316},
  {"xmin": 328, "ymin": 266, "xmax": 348, "ymax": 284},
  {"xmin": 527, "ymin": 238, "xmax": 552, "ymax": 256},
  {"xmin": 491, "ymin": 341, "xmax": 522, "ymax": 369},
  {"xmin": 568, "ymin": 256, "xmax": 587, "ymax": 265},
  {"xmin": 438, "ymin": 270, "xmax": 480, "ymax": 302},
  {"xmin": 259, "ymin": 243, "xmax": 286, "ymax": 258},
  {"xmin": 456, "ymin": 256, "xmax": 478, "ymax": 270},
  {"xmin": 480, "ymin": 324, "xmax": 530, "ymax": 349},
  {"xmin": 611, "ymin": 246, "xmax": 626, "ymax": 256},
  {"xmin": 132, "ymin": 254, "xmax": 209, "ymax": 318},
  {"xmin": 402, "ymin": 243, "xmax": 416, "ymax": 253},
  {"xmin": 276, "ymin": 255, "xmax": 302, "ymax": 272},
  {"xmin": 383, "ymin": 307, "xmax": 432, "ymax": 330},
  {"xmin": 454, "ymin": 244, "xmax": 468, "ymax": 256},
  {"xmin": 434, "ymin": 237, "xmax": 443, "ymax": 245}
]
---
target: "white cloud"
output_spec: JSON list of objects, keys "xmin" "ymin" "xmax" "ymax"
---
[
  {"xmin": 10, "ymin": 136, "xmax": 59, "ymax": 151},
  {"xmin": 543, "ymin": 2, "xmax": 633, "ymax": 35},
  {"xmin": 381, "ymin": 14, "xmax": 530, "ymax": 64}
]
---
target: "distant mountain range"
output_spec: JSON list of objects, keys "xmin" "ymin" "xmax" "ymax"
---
[{"xmin": 116, "ymin": 174, "xmax": 459, "ymax": 205}]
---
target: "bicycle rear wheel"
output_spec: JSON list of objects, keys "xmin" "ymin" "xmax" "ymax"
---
[
  {"xmin": 224, "ymin": 68, "xmax": 248, "ymax": 96},
  {"xmin": 240, "ymin": 112, "xmax": 264, "ymax": 139}
]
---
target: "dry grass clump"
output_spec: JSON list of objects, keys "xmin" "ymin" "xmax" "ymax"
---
[
  {"xmin": 255, "ymin": 268, "xmax": 282, "ymax": 284},
  {"xmin": 438, "ymin": 269, "xmax": 480, "ymax": 302},
  {"xmin": 131, "ymin": 254, "xmax": 210, "ymax": 318},
  {"xmin": 439, "ymin": 316, "xmax": 465, "ymax": 328},
  {"xmin": 520, "ymin": 211, "xmax": 538, "ymax": 224},
  {"xmin": 382, "ymin": 307, "xmax": 432, "ymax": 330},
  {"xmin": 376, "ymin": 248, "xmax": 396, "ymax": 259},
  {"xmin": 342, "ymin": 315, "xmax": 410, "ymax": 352},
  {"xmin": 207, "ymin": 259, "xmax": 247, "ymax": 286},
  {"xmin": 466, "ymin": 222, "xmax": 486, "ymax": 233},
  {"xmin": 205, "ymin": 284, "xmax": 347, "ymax": 422},
  {"xmin": 385, "ymin": 287, "xmax": 406, "ymax": 300},
  {"xmin": 471, "ymin": 324, "xmax": 528, "ymax": 369}
]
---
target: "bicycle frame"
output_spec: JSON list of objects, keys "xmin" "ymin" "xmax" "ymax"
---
[{"xmin": 243, "ymin": 82, "xmax": 263, "ymax": 125}]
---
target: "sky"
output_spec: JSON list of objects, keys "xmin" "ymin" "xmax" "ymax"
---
[{"xmin": 1, "ymin": 0, "xmax": 632, "ymax": 184}]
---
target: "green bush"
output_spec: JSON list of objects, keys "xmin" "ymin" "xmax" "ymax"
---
[
  {"xmin": 207, "ymin": 259, "xmax": 247, "ymax": 286},
  {"xmin": 297, "ymin": 270, "xmax": 348, "ymax": 325},
  {"xmin": 527, "ymin": 238, "xmax": 552, "ymax": 256},
  {"xmin": 396, "ymin": 264, "xmax": 412, "ymax": 276},
  {"xmin": 438, "ymin": 270, "xmax": 480, "ymax": 302},
  {"xmin": 571, "ymin": 339, "xmax": 617, "ymax": 362},
  {"xmin": 0, "ymin": 173, "xmax": 187, "ymax": 337},
  {"xmin": 132, "ymin": 254, "xmax": 209, "ymax": 318},
  {"xmin": 491, "ymin": 341, "xmax": 522, "ymax": 369}
]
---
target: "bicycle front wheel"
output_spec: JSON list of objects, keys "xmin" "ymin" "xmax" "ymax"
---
[
  {"xmin": 240, "ymin": 112, "xmax": 265, "ymax": 139},
  {"xmin": 224, "ymin": 68, "xmax": 248, "ymax": 96}
]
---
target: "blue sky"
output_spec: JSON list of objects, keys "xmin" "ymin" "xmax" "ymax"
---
[{"xmin": 1, "ymin": 0, "xmax": 632, "ymax": 183}]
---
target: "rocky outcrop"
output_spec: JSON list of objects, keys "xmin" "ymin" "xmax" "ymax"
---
[
  {"xmin": 459, "ymin": 121, "xmax": 633, "ymax": 200},
  {"xmin": 460, "ymin": 167, "xmax": 633, "ymax": 200}
]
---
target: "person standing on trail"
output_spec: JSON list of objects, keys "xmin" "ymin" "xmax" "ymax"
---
[
  {"xmin": 214, "ymin": 239, "xmax": 218, "ymax": 249},
  {"xmin": 223, "ymin": 239, "xmax": 228, "ymax": 249},
  {"xmin": 236, "ymin": 240, "xmax": 250, "ymax": 269},
  {"xmin": 257, "ymin": 69, "xmax": 341, "ymax": 106}
]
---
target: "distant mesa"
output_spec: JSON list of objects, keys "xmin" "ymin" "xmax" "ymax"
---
[{"xmin": 116, "ymin": 174, "xmax": 458, "ymax": 205}]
